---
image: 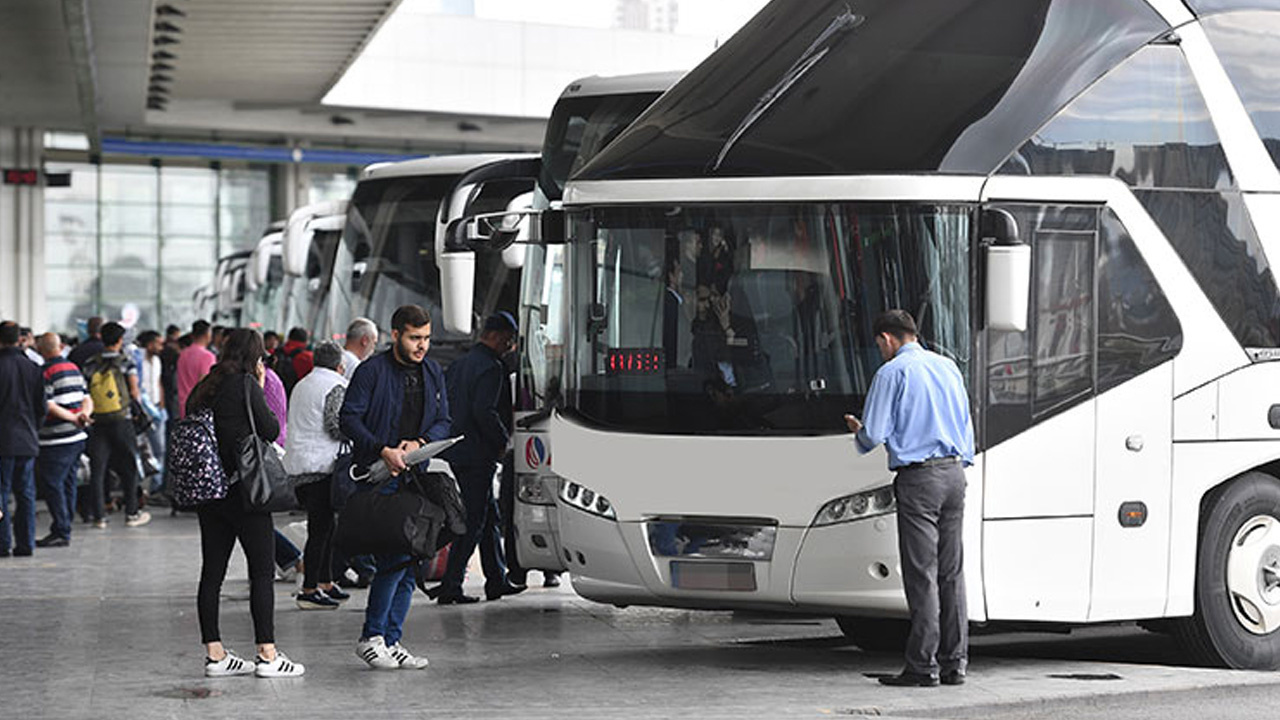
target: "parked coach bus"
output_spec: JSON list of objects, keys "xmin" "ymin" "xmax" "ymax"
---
[{"xmin": 448, "ymin": 0, "xmax": 1280, "ymax": 670}]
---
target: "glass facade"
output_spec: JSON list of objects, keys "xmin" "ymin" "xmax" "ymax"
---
[{"xmin": 42, "ymin": 162, "xmax": 275, "ymax": 334}]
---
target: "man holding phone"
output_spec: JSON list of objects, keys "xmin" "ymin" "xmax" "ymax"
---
[{"xmin": 844, "ymin": 309, "xmax": 974, "ymax": 688}]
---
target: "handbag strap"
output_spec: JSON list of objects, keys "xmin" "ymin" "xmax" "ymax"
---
[{"xmin": 242, "ymin": 374, "xmax": 262, "ymax": 459}]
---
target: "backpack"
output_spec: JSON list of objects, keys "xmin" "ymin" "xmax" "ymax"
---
[
  {"xmin": 87, "ymin": 355, "xmax": 131, "ymax": 420},
  {"xmin": 165, "ymin": 408, "xmax": 228, "ymax": 508},
  {"xmin": 275, "ymin": 346, "xmax": 304, "ymax": 397}
]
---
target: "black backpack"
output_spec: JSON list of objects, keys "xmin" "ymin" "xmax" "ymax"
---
[{"xmin": 275, "ymin": 346, "xmax": 304, "ymax": 397}]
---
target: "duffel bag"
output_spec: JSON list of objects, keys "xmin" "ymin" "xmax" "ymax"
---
[{"xmin": 332, "ymin": 474, "xmax": 447, "ymax": 559}]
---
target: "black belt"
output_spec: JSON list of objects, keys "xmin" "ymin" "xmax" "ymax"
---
[{"xmin": 894, "ymin": 456, "xmax": 960, "ymax": 471}]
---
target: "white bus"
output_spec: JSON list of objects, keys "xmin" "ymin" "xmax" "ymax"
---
[
  {"xmin": 280, "ymin": 200, "xmax": 348, "ymax": 339},
  {"xmin": 318, "ymin": 154, "xmax": 536, "ymax": 363},
  {"xmin": 242, "ymin": 226, "xmax": 285, "ymax": 331},
  {"xmin": 454, "ymin": 0, "xmax": 1280, "ymax": 669}
]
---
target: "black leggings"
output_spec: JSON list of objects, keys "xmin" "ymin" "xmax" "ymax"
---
[
  {"xmin": 295, "ymin": 478, "xmax": 335, "ymax": 590},
  {"xmin": 197, "ymin": 484, "xmax": 275, "ymax": 645}
]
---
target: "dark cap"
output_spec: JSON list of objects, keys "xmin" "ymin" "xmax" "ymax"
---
[{"xmin": 483, "ymin": 311, "xmax": 518, "ymax": 333}]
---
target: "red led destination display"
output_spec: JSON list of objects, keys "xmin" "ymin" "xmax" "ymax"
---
[{"xmin": 605, "ymin": 348, "xmax": 664, "ymax": 375}]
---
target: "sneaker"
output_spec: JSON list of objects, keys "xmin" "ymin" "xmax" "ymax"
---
[
  {"xmin": 355, "ymin": 636, "xmax": 399, "ymax": 670},
  {"xmin": 321, "ymin": 585, "xmax": 350, "ymax": 602},
  {"xmin": 92, "ymin": 518, "xmax": 108, "ymax": 529},
  {"xmin": 275, "ymin": 562, "xmax": 300, "ymax": 583},
  {"xmin": 255, "ymin": 652, "xmax": 305, "ymax": 678},
  {"xmin": 388, "ymin": 642, "xmax": 429, "ymax": 670},
  {"xmin": 205, "ymin": 651, "xmax": 255, "ymax": 677},
  {"xmin": 295, "ymin": 590, "xmax": 340, "ymax": 610},
  {"xmin": 125, "ymin": 511, "xmax": 152, "ymax": 527},
  {"xmin": 36, "ymin": 534, "xmax": 70, "ymax": 548}
]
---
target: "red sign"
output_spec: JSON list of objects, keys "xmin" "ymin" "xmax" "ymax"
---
[{"xmin": 3, "ymin": 169, "xmax": 39, "ymax": 186}]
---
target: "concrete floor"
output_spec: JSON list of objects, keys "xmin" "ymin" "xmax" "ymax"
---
[{"xmin": 1, "ymin": 511, "xmax": 1277, "ymax": 720}]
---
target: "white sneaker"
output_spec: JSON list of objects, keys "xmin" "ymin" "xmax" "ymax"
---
[
  {"xmin": 255, "ymin": 651, "xmax": 305, "ymax": 678},
  {"xmin": 205, "ymin": 650, "xmax": 254, "ymax": 677},
  {"xmin": 388, "ymin": 642, "xmax": 430, "ymax": 670},
  {"xmin": 125, "ymin": 511, "xmax": 152, "ymax": 527},
  {"xmin": 355, "ymin": 636, "xmax": 399, "ymax": 670}
]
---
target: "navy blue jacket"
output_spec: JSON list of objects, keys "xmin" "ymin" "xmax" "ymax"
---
[
  {"xmin": 0, "ymin": 347, "xmax": 45, "ymax": 458},
  {"xmin": 339, "ymin": 349, "xmax": 451, "ymax": 471},
  {"xmin": 444, "ymin": 342, "xmax": 511, "ymax": 468}
]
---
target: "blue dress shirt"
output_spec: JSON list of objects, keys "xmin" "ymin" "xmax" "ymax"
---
[{"xmin": 855, "ymin": 342, "xmax": 975, "ymax": 470}]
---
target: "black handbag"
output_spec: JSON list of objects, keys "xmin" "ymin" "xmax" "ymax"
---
[
  {"xmin": 234, "ymin": 376, "xmax": 296, "ymax": 513},
  {"xmin": 329, "ymin": 447, "xmax": 357, "ymax": 511}
]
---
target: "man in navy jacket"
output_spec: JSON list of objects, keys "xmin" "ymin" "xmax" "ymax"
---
[
  {"xmin": 0, "ymin": 321, "xmax": 46, "ymax": 557},
  {"xmin": 436, "ymin": 311, "xmax": 525, "ymax": 604},
  {"xmin": 340, "ymin": 305, "xmax": 448, "ymax": 670}
]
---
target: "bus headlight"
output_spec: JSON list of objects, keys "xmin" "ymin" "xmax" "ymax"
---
[
  {"xmin": 517, "ymin": 473, "xmax": 556, "ymax": 505},
  {"xmin": 813, "ymin": 485, "xmax": 896, "ymax": 527},
  {"xmin": 559, "ymin": 478, "xmax": 617, "ymax": 520}
]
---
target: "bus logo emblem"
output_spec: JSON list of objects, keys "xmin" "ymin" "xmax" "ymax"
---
[{"xmin": 526, "ymin": 437, "xmax": 548, "ymax": 469}]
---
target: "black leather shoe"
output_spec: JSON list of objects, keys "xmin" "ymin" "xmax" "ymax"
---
[
  {"xmin": 877, "ymin": 671, "xmax": 939, "ymax": 687},
  {"xmin": 36, "ymin": 535, "xmax": 69, "ymax": 548},
  {"xmin": 437, "ymin": 593, "xmax": 480, "ymax": 605},
  {"xmin": 485, "ymin": 583, "xmax": 527, "ymax": 601},
  {"xmin": 941, "ymin": 670, "xmax": 966, "ymax": 686}
]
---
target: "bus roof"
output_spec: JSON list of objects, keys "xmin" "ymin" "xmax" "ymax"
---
[
  {"xmin": 557, "ymin": 71, "xmax": 684, "ymax": 101},
  {"xmin": 361, "ymin": 153, "xmax": 537, "ymax": 181}
]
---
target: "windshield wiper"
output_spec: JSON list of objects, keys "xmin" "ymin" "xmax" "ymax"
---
[{"xmin": 711, "ymin": 6, "xmax": 864, "ymax": 172}]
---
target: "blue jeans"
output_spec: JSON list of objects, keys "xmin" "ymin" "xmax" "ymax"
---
[
  {"xmin": 0, "ymin": 456, "xmax": 37, "ymax": 553},
  {"xmin": 362, "ymin": 553, "xmax": 415, "ymax": 646},
  {"xmin": 440, "ymin": 463, "xmax": 509, "ymax": 596},
  {"xmin": 37, "ymin": 441, "xmax": 84, "ymax": 541}
]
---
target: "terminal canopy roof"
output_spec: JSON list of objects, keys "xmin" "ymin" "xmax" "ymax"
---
[{"xmin": 575, "ymin": 0, "xmax": 1172, "ymax": 181}]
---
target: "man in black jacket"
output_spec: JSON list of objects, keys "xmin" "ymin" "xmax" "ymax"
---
[
  {"xmin": 437, "ymin": 312, "xmax": 525, "ymax": 604},
  {"xmin": 0, "ymin": 321, "xmax": 46, "ymax": 557}
]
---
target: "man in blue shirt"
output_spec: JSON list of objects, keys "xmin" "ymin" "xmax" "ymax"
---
[{"xmin": 844, "ymin": 310, "xmax": 974, "ymax": 688}]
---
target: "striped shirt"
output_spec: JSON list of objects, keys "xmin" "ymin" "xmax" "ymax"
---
[{"xmin": 40, "ymin": 358, "xmax": 88, "ymax": 446}]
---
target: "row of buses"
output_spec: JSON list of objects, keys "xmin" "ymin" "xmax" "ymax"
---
[{"xmin": 214, "ymin": 0, "xmax": 1280, "ymax": 671}]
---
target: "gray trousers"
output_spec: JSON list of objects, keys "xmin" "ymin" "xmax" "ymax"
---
[{"xmin": 894, "ymin": 462, "xmax": 968, "ymax": 676}]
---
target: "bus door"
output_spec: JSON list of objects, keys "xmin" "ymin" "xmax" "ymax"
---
[{"xmin": 981, "ymin": 178, "xmax": 1181, "ymax": 622}]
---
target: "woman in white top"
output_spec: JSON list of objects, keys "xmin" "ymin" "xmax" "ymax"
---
[{"xmin": 283, "ymin": 341, "xmax": 350, "ymax": 609}]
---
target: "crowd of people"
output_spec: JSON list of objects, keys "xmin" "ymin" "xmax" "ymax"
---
[{"xmin": 0, "ymin": 305, "xmax": 545, "ymax": 679}]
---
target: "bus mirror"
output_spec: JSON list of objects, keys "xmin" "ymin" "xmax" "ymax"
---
[
  {"xmin": 983, "ymin": 208, "xmax": 1028, "ymax": 332},
  {"xmin": 439, "ymin": 250, "xmax": 476, "ymax": 335}
]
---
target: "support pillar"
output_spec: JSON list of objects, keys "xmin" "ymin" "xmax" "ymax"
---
[{"xmin": 0, "ymin": 127, "xmax": 45, "ymax": 329}]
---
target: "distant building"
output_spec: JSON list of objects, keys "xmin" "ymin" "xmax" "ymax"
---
[{"xmin": 616, "ymin": 0, "xmax": 679, "ymax": 33}]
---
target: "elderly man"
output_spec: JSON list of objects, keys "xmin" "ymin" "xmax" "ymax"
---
[
  {"xmin": 0, "ymin": 322, "xmax": 46, "ymax": 557},
  {"xmin": 844, "ymin": 310, "xmax": 974, "ymax": 688},
  {"xmin": 35, "ymin": 333, "xmax": 92, "ymax": 548},
  {"xmin": 341, "ymin": 317, "xmax": 378, "ymax": 381}
]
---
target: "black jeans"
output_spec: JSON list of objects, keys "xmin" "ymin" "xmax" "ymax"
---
[
  {"xmin": 197, "ymin": 484, "xmax": 275, "ymax": 645},
  {"xmin": 497, "ymin": 451, "xmax": 525, "ymax": 584},
  {"xmin": 295, "ymin": 478, "xmax": 335, "ymax": 589},
  {"xmin": 86, "ymin": 418, "xmax": 140, "ymax": 520}
]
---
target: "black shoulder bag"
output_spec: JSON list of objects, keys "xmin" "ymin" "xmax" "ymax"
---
[{"xmin": 235, "ymin": 375, "xmax": 296, "ymax": 513}]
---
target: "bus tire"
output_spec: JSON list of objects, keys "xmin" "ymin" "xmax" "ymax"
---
[
  {"xmin": 1173, "ymin": 471, "xmax": 1280, "ymax": 669},
  {"xmin": 835, "ymin": 616, "xmax": 910, "ymax": 652}
]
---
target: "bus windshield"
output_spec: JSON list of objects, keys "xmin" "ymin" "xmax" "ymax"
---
[
  {"xmin": 538, "ymin": 91, "xmax": 666, "ymax": 202},
  {"xmin": 327, "ymin": 173, "xmax": 523, "ymax": 362},
  {"xmin": 564, "ymin": 202, "xmax": 974, "ymax": 435}
]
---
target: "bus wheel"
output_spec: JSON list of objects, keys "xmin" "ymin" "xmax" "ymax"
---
[
  {"xmin": 835, "ymin": 616, "xmax": 910, "ymax": 652},
  {"xmin": 1174, "ymin": 471, "xmax": 1280, "ymax": 669}
]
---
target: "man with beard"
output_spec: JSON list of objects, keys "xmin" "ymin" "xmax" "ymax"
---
[{"xmin": 340, "ymin": 304, "xmax": 448, "ymax": 671}]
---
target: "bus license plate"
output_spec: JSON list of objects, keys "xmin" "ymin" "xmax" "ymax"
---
[{"xmin": 669, "ymin": 561, "xmax": 756, "ymax": 591}]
